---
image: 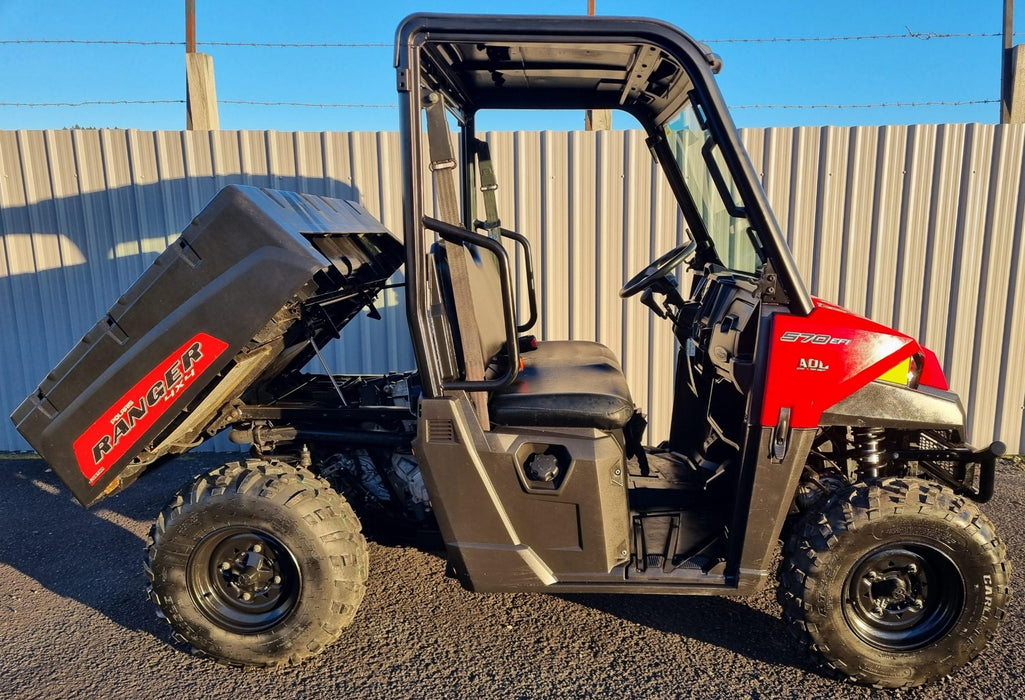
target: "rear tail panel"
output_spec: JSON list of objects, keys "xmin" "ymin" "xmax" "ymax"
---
[{"xmin": 11, "ymin": 185, "xmax": 403, "ymax": 507}]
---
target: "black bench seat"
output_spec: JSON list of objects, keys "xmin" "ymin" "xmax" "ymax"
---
[{"xmin": 489, "ymin": 340, "xmax": 634, "ymax": 430}]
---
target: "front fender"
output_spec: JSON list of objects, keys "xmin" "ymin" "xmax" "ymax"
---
[
  {"xmin": 760, "ymin": 302, "xmax": 918, "ymax": 429},
  {"xmin": 820, "ymin": 381, "xmax": 966, "ymax": 434}
]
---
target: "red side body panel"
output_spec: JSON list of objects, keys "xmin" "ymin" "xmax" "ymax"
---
[
  {"xmin": 917, "ymin": 347, "xmax": 949, "ymax": 391},
  {"xmin": 760, "ymin": 298, "xmax": 921, "ymax": 429}
]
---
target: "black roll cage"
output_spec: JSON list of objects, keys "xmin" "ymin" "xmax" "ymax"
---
[{"xmin": 395, "ymin": 13, "xmax": 814, "ymax": 398}]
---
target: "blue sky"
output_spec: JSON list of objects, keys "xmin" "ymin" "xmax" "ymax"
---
[{"xmin": 0, "ymin": 0, "xmax": 1016, "ymax": 131}]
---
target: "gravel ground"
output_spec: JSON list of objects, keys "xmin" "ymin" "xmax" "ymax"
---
[{"xmin": 1, "ymin": 452, "xmax": 1022, "ymax": 699}]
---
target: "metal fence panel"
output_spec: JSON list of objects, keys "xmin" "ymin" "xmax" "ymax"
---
[
  {"xmin": 1, "ymin": 125, "xmax": 1022, "ymax": 453},
  {"xmin": 741, "ymin": 123, "xmax": 1025, "ymax": 452}
]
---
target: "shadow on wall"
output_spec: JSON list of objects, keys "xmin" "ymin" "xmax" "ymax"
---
[{"xmin": 0, "ymin": 172, "xmax": 415, "ymax": 452}]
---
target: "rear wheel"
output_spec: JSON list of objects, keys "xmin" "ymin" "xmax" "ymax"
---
[
  {"xmin": 779, "ymin": 478, "xmax": 1010, "ymax": 688},
  {"xmin": 145, "ymin": 459, "xmax": 368, "ymax": 667}
]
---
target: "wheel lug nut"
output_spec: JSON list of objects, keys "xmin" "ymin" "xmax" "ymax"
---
[
  {"xmin": 865, "ymin": 571, "xmax": 879, "ymax": 581},
  {"xmin": 912, "ymin": 598, "xmax": 924, "ymax": 609},
  {"xmin": 272, "ymin": 575, "xmax": 282, "ymax": 584},
  {"xmin": 241, "ymin": 592, "xmax": 252, "ymax": 601},
  {"xmin": 220, "ymin": 561, "xmax": 231, "ymax": 570},
  {"xmin": 252, "ymin": 544, "xmax": 262, "ymax": 553},
  {"xmin": 906, "ymin": 563, "xmax": 918, "ymax": 574}
]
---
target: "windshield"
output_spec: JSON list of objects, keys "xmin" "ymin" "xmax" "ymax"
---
[{"xmin": 663, "ymin": 101, "xmax": 764, "ymax": 275}]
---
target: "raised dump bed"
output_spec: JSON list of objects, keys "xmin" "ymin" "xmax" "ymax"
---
[{"xmin": 11, "ymin": 185, "xmax": 404, "ymax": 507}]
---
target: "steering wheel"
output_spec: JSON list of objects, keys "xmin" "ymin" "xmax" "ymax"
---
[{"xmin": 619, "ymin": 241, "xmax": 697, "ymax": 298}]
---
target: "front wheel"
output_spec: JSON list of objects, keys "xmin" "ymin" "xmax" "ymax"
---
[
  {"xmin": 145, "ymin": 459, "xmax": 368, "ymax": 667},
  {"xmin": 779, "ymin": 478, "xmax": 1010, "ymax": 688}
]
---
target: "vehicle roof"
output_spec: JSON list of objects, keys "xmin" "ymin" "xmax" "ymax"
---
[{"xmin": 395, "ymin": 13, "xmax": 721, "ymax": 124}]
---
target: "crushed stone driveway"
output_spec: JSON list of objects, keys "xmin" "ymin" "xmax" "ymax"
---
[{"xmin": 1, "ymin": 452, "xmax": 1022, "ymax": 699}]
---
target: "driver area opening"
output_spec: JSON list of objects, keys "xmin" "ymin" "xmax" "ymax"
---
[{"xmin": 417, "ymin": 36, "xmax": 763, "ymax": 579}]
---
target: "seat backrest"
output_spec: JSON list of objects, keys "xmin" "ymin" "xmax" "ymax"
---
[{"xmin": 433, "ymin": 241, "xmax": 508, "ymax": 377}]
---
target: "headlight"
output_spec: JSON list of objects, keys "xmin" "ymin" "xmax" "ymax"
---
[{"xmin": 878, "ymin": 352, "xmax": 923, "ymax": 389}]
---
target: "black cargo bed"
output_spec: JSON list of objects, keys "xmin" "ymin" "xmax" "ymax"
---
[{"xmin": 11, "ymin": 185, "xmax": 404, "ymax": 507}]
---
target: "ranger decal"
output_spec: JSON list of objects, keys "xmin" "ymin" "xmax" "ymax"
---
[{"xmin": 72, "ymin": 333, "xmax": 229, "ymax": 485}]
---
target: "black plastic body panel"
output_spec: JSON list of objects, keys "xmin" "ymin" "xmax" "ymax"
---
[
  {"xmin": 414, "ymin": 396, "xmax": 631, "ymax": 591},
  {"xmin": 730, "ymin": 427, "xmax": 814, "ymax": 584},
  {"xmin": 820, "ymin": 381, "xmax": 966, "ymax": 430},
  {"xmin": 12, "ymin": 185, "xmax": 402, "ymax": 507}
]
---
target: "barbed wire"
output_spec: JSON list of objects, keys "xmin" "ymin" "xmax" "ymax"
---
[
  {"xmin": 221, "ymin": 99, "xmax": 395, "ymax": 108},
  {"xmin": 0, "ymin": 39, "xmax": 390, "ymax": 47},
  {"xmin": 0, "ymin": 99, "xmax": 395, "ymax": 108},
  {"xmin": 0, "ymin": 99, "xmax": 185, "ymax": 107},
  {"xmin": 0, "ymin": 28, "xmax": 1019, "ymax": 48},
  {"xmin": 202, "ymin": 41, "xmax": 389, "ymax": 47},
  {"xmin": 0, "ymin": 28, "xmax": 1004, "ymax": 114},
  {"xmin": 1, "ymin": 98, "xmax": 999, "ymax": 111},
  {"xmin": 731, "ymin": 99, "xmax": 999, "ymax": 110},
  {"xmin": 703, "ymin": 28, "xmax": 1009, "ymax": 43}
]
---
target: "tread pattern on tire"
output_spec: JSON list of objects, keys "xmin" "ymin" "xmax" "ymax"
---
[
  {"xmin": 778, "ymin": 477, "xmax": 1011, "ymax": 689},
  {"xmin": 144, "ymin": 459, "xmax": 369, "ymax": 668}
]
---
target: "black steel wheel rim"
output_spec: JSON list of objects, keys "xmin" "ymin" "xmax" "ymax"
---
[
  {"xmin": 843, "ymin": 542, "xmax": 964, "ymax": 651},
  {"xmin": 186, "ymin": 526, "xmax": 301, "ymax": 634}
]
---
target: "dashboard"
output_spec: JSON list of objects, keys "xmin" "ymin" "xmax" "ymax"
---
[{"xmin": 684, "ymin": 270, "xmax": 761, "ymax": 393}]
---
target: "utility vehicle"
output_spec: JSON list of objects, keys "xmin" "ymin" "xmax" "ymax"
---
[{"xmin": 12, "ymin": 13, "xmax": 1010, "ymax": 688}]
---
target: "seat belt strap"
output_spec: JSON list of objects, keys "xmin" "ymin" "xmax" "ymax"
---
[
  {"xmin": 424, "ymin": 93, "xmax": 460, "ymax": 224},
  {"xmin": 423, "ymin": 92, "xmax": 490, "ymax": 429},
  {"xmin": 472, "ymin": 138, "xmax": 502, "ymax": 241}
]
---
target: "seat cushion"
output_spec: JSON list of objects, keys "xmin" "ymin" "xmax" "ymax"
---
[
  {"xmin": 489, "ymin": 340, "xmax": 634, "ymax": 430},
  {"xmin": 528, "ymin": 340, "xmax": 621, "ymax": 367}
]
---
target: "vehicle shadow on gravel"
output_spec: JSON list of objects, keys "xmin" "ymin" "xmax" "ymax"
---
[
  {"xmin": 563, "ymin": 591, "xmax": 819, "ymax": 676},
  {"xmin": 0, "ymin": 454, "xmax": 225, "ymax": 640},
  {"xmin": 1, "ymin": 452, "xmax": 441, "ymax": 648}
]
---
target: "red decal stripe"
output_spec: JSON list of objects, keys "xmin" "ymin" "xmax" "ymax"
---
[{"xmin": 72, "ymin": 333, "xmax": 229, "ymax": 485}]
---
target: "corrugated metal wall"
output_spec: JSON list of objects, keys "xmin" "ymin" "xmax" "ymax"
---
[
  {"xmin": 0, "ymin": 129, "xmax": 413, "ymax": 453},
  {"xmin": 1, "ymin": 125, "xmax": 1022, "ymax": 453}
]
